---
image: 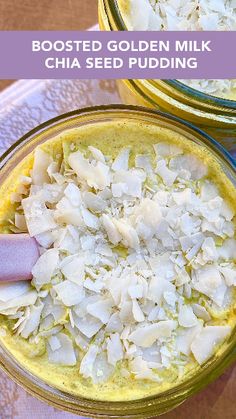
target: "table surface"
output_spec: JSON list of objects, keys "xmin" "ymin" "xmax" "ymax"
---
[
  {"xmin": 0, "ymin": 0, "xmax": 98, "ymax": 91},
  {"xmin": 0, "ymin": 2, "xmax": 235, "ymax": 418}
]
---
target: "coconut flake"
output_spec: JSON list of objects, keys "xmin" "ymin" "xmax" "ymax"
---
[
  {"xmin": 128, "ymin": 321, "xmax": 177, "ymax": 347},
  {"xmin": 31, "ymin": 148, "xmax": 52, "ymax": 186},
  {"xmin": 102, "ymin": 214, "xmax": 121, "ymax": 245},
  {"xmin": 87, "ymin": 299, "xmax": 113, "ymax": 324},
  {"xmin": 64, "ymin": 183, "xmax": 81, "ymax": 207},
  {"xmin": 47, "ymin": 332, "xmax": 76, "ymax": 366},
  {"xmin": 132, "ymin": 299, "xmax": 145, "ymax": 322},
  {"xmin": 112, "ymin": 148, "xmax": 130, "ymax": 171},
  {"xmin": 68, "ymin": 150, "xmax": 110, "ymax": 190},
  {"xmin": 192, "ymin": 304, "xmax": 211, "ymax": 321},
  {"xmin": 178, "ymin": 305, "xmax": 198, "ymax": 327},
  {"xmin": 176, "ymin": 322, "xmax": 203, "ymax": 356},
  {"xmin": 83, "ymin": 191, "xmax": 107, "ymax": 212},
  {"xmin": 32, "ymin": 249, "xmax": 59, "ymax": 286},
  {"xmin": 0, "ymin": 281, "xmax": 30, "ymax": 302},
  {"xmin": 21, "ymin": 303, "xmax": 44, "ymax": 338},
  {"xmin": 192, "ymin": 265, "xmax": 227, "ymax": 307},
  {"xmin": 191, "ymin": 326, "xmax": 231, "ymax": 364},
  {"xmin": 88, "ymin": 146, "xmax": 106, "ymax": 163},
  {"xmin": 80, "ymin": 344, "xmax": 99, "ymax": 378},
  {"xmin": 154, "ymin": 142, "xmax": 183, "ymax": 158},
  {"xmin": 219, "ymin": 266, "xmax": 236, "ymax": 287},
  {"xmin": 74, "ymin": 314, "xmax": 103, "ymax": 338},
  {"xmin": 156, "ymin": 159, "xmax": 177, "ymax": 186},
  {"xmin": 130, "ymin": 356, "xmax": 161, "ymax": 381},
  {"xmin": 53, "ymin": 280, "xmax": 85, "ymax": 307},
  {"xmin": 60, "ymin": 255, "xmax": 85, "ymax": 284},
  {"xmin": 22, "ymin": 195, "xmax": 57, "ymax": 237},
  {"xmin": 107, "ymin": 333, "xmax": 124, "ymax": 365},
  {"xmin": 148, "ymin": 277, "xmax": 175, "ymax": 305},
  {"xmin": 113, "ymin": 218, "xmax": 140, "ymax": 249}
]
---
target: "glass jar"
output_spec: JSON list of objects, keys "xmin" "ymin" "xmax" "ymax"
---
[
  {"xmin": 98, "ymin": 0, "xmax": 236, "ymax": 156},
  {"xmin": 0, "ymin": 105, "xmax": 235, "ymax": 418}
]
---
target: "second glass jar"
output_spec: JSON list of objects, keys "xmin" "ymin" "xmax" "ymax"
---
[{"xmin": 98, "ymin": 0, "xmax": 236, "ymax": 156}]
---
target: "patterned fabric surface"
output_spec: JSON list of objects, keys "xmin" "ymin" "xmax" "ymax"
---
[
  {"xmin": 0, "ymin": 78, "xmax": 235, "ymax": 419},
  {"xmin": 0, "ymin": 79, "xmax": 121, "ymax": 155}
]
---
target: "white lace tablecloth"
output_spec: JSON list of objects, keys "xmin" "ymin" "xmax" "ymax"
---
[{"xmin": 0, "ymin": 79, "xmax": 235, "ymax": 419}]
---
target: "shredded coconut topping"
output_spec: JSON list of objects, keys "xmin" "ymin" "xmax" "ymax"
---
[
  {"xmin": 128, "ymin": 0, "xmax": 236, "ymax": 31},
  {"xmin": 0, "ymin": 141, "xmax": 235, "ymax": 384},
  {"xmin": 124, "ymin": 1, "xmax": 236, "ymax": 99}
]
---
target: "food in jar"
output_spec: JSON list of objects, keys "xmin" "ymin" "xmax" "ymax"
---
[
  {"xmin": 0, "ymin": 120, "xmax": 235, "ymax": 401},
  {"xmin": 117, "ymin": 0, "xmax": 236, "ymax": 99}
]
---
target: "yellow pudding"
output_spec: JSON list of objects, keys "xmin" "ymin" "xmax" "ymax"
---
[{"xmin": 0, "ymin": 118, "xmax": 235, "ymax": 403}]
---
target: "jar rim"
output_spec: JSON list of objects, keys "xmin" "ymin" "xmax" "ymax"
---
[{"xmin": 0, "ymin": 104, "xmax": 235, "ymax": 417}]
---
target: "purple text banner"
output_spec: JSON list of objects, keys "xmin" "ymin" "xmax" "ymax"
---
[{"xmin": 0, "ymin": 31, "xmax": 235, "ymax": 79}]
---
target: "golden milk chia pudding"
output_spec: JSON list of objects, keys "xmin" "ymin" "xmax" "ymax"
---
[
  {"xmin": 0, "ymin": 120, "xmax": 235, "ymax": 401},
  {"xmin": 117, "ymin": 0, "xmax": 236, "ymax": 100}
]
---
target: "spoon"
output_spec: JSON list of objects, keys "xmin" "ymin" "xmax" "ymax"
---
[{"xmin": 0, "ymin": 234, "xmax": 39, "ymax": 282}]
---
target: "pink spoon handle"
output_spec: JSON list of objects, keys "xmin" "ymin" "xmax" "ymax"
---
[{"xmin": 0, "ymin": 234, "xmax": 40, "ymax": 282}]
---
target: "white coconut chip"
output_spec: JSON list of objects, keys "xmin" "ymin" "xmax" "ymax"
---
[
  {"xmin": 79, "ymin": 344, "xmax": 99, "ymax": 378},
  {"xmin": 192, "ymin": 304, "xmax": 211, "ymax": 321},
  {"xmin": 219, "ymin": 266, "xmax": 236, "ymax": 287},
  {"xmin": 0, "ymin": 290, "xmax": 37, "ymax": 314},
  {"xmin": 88, "ymin": 146, "xmax": 106, "ymax": 163},
  {"xmin": 128, "ymin": 321, "xmax": 177, "ymax": 347},
  {"xmin": 47, "ymin": 332, "xmax": 77, "ymax": 366},
  {"xmin": 123, "ymin": 0, "xmax": 236, "ymax": 98},
  {"xmin": 60, "ymin": 255, "xmax": 85, "ymax": 285},
  {"xmin": 112, "ymin": 148, "xmax": 130, "ymax": 171},
  {"xmin": 102, "ymin": 214, "xmax": 122, "ymax": 245},
  {"xmin": 113, "ymin": 218, "xmax": 140, "ymax": 249},
  {"xmin": 55, "ymin": 197, "xmax": 84, "ymax": 227},
  {"xmin": 68, "ymin": 150, "xmax": 110, "ymax": 190},
  {"xmin": 130, "ymin": 356, "xmax": 162, "ymax": 382},
  {"xmin": 53, "ymin": 280, "xmax": 85, "ymax": 307},
  {"xmin": 31, "ymin": 148, "xmax": 52, "ymax": 186},
  {"xmin": 148, "ymin": 277, "xmax": 175, "ymax": 305},
  {"xmin": 87, "ymin": 299, "xmax": 113, "ymax": 324},
  {"xmin": 32, "ymin": 249, "xmax": 59, "ymax": 287},
  {"xmin": 132, "ymin": 299, "xmax": 145, "ymax": 322},
  {"xmin": 178, "ymin": 305, "xmax": 198, "ymax": 327},
  {"xmin": 22, "ymin": 195, "xmax": 57, "ymax": 237},
  {"xmin": 83, "ymin": 191, "xmax": 107, "ymax": 212},
  {"xmin": 191, "ymin": 326, "xmax": 231, "ymax": 364},
  {"xmin": 192, "ymin": 265, "xmax": 227, "ymax": 307},
  {"xmin": 176, "ymin": 322, "xmax": 203, "ymax": 356},
  {"xmin": 107, "ymin": 333, "xmax": 124, "ymax": 366},
  {"xmin": 0, "ymin": 281, "xmax": 30, "ymax": 302},
  {"xmin": 64, "ymin": 183, "xmax": 82, "ymax": 207},
  {"xmin": 105, "ymin": 313, "xmax": 123, "ymax": 333},
  {"xmin": 156, "ymin": 159, "xmax": 177, "ymax": 186},
  {"xmin": 135, "ymin": 154, "xmax": 153, "ymax": 173},
  {"xmin": 20, "ymin": 303, "xmax": 44, "ymax": 339},
  {"xmin": 74, "ymin": 314, "xmax": 103, "ymax": 338}
]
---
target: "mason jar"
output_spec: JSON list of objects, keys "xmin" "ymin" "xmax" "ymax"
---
[
  {"xmin": 0, "ymin": 105, "xmax": 236, "ymax": 418},
  {"xmin": 98, "ymin": 0, "xmax": 236, "ymax": 156}
]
